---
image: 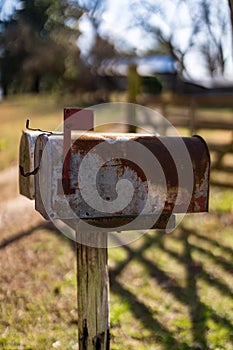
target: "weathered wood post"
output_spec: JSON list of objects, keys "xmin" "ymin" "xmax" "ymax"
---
[
  {"xmin": 77, "ymin": 232, "xmax": 109, "ymax": 350},
  {"xmin": 19, "ymin": 108, "xmax": 210, "ymax": 349}
]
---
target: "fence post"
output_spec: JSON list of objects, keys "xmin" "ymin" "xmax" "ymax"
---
[
  {"xmin": 190, "ymin": 97, "xmax": 197, "ymax": 134},
  {"xmin": 77, "ymin": 231, "xmax": 110, "ymax": 350},
  {"xmin": 127, "ymin": 64, "xmax": 140, "ymax": 133}
]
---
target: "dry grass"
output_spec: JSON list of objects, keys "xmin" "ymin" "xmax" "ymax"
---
[{"xmin": 0, "ymin": 94, "xmax": 67, "ymax": 170}]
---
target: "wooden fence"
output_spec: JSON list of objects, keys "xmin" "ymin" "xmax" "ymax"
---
[{"xmin": 139, "ymin": 93, "xmax": 233, "ymax": 188}]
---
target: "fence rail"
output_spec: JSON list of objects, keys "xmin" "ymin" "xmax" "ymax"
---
[{"xmin": 140, "ymin": 93, "xmax": 233, "ymax": 188}]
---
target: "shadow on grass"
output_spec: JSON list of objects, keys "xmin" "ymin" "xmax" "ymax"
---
[
  {"xmin": 0, "ymin": 221, "xmax": 76, "ymax": 252},
  {"xmin": 1, "ymin": 221, "xmax": 232, "ymax": 349},
  {"xmin": 110, "ymin": 226, "xmax": 233, "ymax": 349}
]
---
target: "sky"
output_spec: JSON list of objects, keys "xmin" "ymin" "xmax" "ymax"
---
[
  {"xmin": 0, "ymin": 0, "xmax": 19, "ymax": 19},
  {"xmin": 1, "ymin": 0, "xmax": 233, "ymax": 80}
]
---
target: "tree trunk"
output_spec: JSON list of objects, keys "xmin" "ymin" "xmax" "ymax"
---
[
  {"xmin": 32, "ymin": 74, "xmax": 40, "ymax": 93},
  {"xmin": 228, "ymin": 0, "xmax": 233, "ymax": 58}
]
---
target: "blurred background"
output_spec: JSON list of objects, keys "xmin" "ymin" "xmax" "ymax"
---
[{"xmin": 0, "ymin": 1, "xmax": 233, "ymax": 349}]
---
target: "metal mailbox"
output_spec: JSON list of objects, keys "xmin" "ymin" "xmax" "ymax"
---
[
  {"xmin": 33, "ymin": 132, "xmax": 210, "ymax": 230},
  {"xmin": 19, "ymin": 130, "xmax": 43, "ymax": 199}
]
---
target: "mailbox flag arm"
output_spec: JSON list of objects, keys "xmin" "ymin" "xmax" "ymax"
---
[{"xmin": 62, "ymin": 108, "xmax": 94, "ymax": 195}]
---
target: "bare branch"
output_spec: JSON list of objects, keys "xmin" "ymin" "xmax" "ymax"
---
[
  {"xmin": 228, "ymin": 0, "xmax": 233, "ymax": 27},
  {"xmin": 228, "ymin": 0, "xmax": 233, "ymax": 59},
  {"xmin": 134, "ymin": 0, "xmax": 230, "ymax": 78}
]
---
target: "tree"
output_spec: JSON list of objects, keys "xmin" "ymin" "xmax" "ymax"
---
[
  {"xmin": 228, "ymin": 0, "xmax": 233, "ymax": 29},
  {"xmin": 75, "ymin": 0, "xmax": 120, "ymax": 92},
  {"xmin": 0, "ymin": 0, "xmax": 8, "ymax": 18},
  {"xmin": 0, "ymin": 0, "xmax": 83, "ymax": 95},
  {"xmin": 133, "ymin": 0, "xmax": 232, "ymax": 79},
  {"xmin": 79, "ymin": 0, "xmax": 118, "ymax": 69},
  {"xmin": 228, "ymin": 0, "xmax": 233, "ymax": 59},
  {"xmin": 197, "ymin": 0, "xmax": 228, "ymax": 77}
]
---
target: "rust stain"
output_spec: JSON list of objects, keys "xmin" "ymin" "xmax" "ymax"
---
[
  {"xmin": 70, "ymin": 134, "xmax": 210, "ymax": 213},
  {"xmin": 107, "ymin": 158, "xmax": 147, "ymax": 182}
]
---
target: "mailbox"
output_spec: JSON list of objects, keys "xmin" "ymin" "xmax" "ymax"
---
[
  {"xmin": 33, "ymin": 132, "xmax": 210, "ymax": 231},
  {"xmin": 19, "ymin": 130, "xmax": 43, "ymax": 199}
]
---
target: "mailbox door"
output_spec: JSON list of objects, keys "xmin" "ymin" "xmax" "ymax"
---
[{"xmin": 19, "ymin": 130, "xmax": 43, "ymax": 199}]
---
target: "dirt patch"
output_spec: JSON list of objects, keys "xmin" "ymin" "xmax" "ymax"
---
[
  {"xmin": 0, "ymin": 166, "xmax": 44, "ymax": 243},
  {"xmin": 0, "ymin": 166, "xmax": 19, "ymax": 203}
]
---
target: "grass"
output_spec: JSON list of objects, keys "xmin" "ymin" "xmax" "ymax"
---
[
  {"xmin": 0, "ymin": 93, "xmax": 233, "ymax": 349},
  {"xmin": 0, "ymin": 204, "xmax": 232, "ymax": 349},
  {"xmin": 0, "ymin": 94, "xmax": 68, "ymax": 170},
  {"xmin": 0, "ymin": 227, "xmax": 78, "ymax": 350},
  {"xmin": 109, "ymin": 211, "xmax": 233, "ymax": 350}
]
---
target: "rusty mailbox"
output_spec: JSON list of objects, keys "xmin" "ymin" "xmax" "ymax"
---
[
  {"xmin": 32, "ymin": 132, "xmax": 210, "ymax": 231},
  {"xmin": 19, "ymin": 111, "xmax": 210, "ymax": 350},
  {"xmin": 19, "ymin": 109, "xmax": 210, "ymax": 231}
]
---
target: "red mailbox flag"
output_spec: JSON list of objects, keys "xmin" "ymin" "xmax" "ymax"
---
[{"xmin": 63, "ymin": 108, "xmax": 94, "ymax": 194}]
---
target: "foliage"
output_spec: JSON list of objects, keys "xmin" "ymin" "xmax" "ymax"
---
[
  {"xmin": 0, "ymin": 0, "xmax": 122, "ymax": 96},
  {"xmin": 0, "ymin": 1, "xmax": 67, "ymax": 94}
]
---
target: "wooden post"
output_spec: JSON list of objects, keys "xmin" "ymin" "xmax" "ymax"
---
[
  {"xmin": 190, "ymin": 97, "xmax": 197, "ymax": 135},
  {"xmin": 127, "ymin": 64, "xmax": 141, "ymax": 133},
  {"xmin": 77, "ymin": 231, "xmax": 110, "ymax": 350}
]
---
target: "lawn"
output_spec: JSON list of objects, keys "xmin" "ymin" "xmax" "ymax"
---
[
  {"xmin": 0, "ymin": 197, "xmax": 232, "ymax": 350},
  {"xmin": 0, "ymin": 94, "xmax": 68, "ymax": 170},
  {"xmin": 0, "ymin": 94, "xmax": 232, "ymax": 349}
]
